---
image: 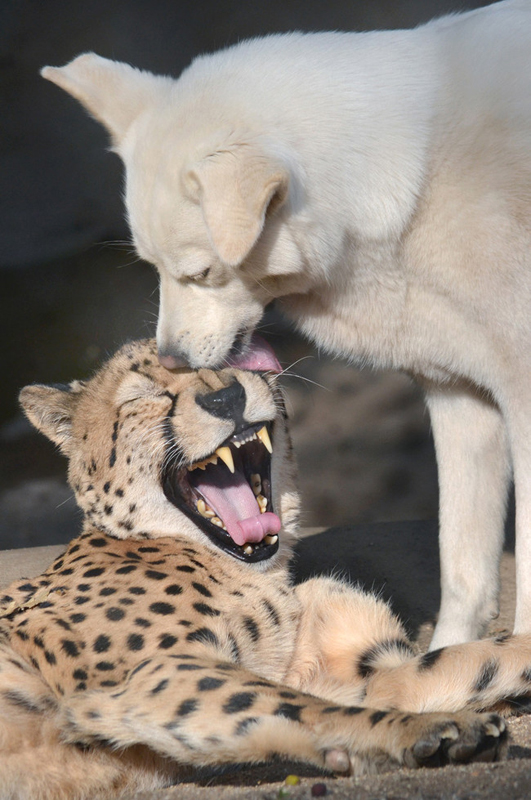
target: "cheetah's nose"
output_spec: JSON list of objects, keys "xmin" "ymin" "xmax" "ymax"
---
[{"xmin": 195, "ymin": 381, "xmax": 247, "ymax": 422}]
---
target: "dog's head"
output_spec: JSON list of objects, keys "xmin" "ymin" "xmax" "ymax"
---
[{"xmin": 42, "ymin": 53, "xmax": 313, "ymax": 368}]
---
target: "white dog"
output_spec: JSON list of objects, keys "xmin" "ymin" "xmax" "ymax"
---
[{"xmin": 42, "ymin": 0, "xmax": 531, "ymax": 649}]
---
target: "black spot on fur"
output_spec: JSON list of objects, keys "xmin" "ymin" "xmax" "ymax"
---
[
  {"xmin": 494, "ymin": 632, "xmax": 513, "ymax": 645},
  {"xmin": 74, "ymin": 596, "xmax": 90, "ymax": 605},
  {"xmin": 177, "ymin": 663, "xmax": 204, "ymax": 671},
  {"xmin": 100, "ymin": 587, "xmax": 117, "ymax": 597},
  {"xmin": 151, "ymin": 679, "xmax": 169, "ymax": 695},
  {"xmin": 149, "ymin": 602, "xmax": 175, "ymax": 615},
  {"xmin": 343, "ymin": 706, "xmax": 364, "ymax": 716},
  {"xmin": 274, "ymin": 702, "xmax": 303, "ymax": 722},
  {"xmin": 3, "ymin": 690, "xmax": 43, "ymax": 714},
  {"xmin": 321, "ymin": 706, "xmax": 342, "ymax": 714},
  {"xmin": 77, "ymin": 584, "xmax": 91, "ymax": 592},
  {"xmin": 127, "ymin": 633, "xmax": 145, "ymax": 651},
  {"xmin": 223, "ymin": 692, "xmax": 257, "ymax": 714},
  {"xmin": 96, "ymin": 661, "xmax": 115, "ymax": 671},
  {"xmin": 145, "ymin": 570, "xmax": 167, "ymax": 581},
  {"xmin": 44, "ymin": 650, "xmax": 56, "ymax": 665},
  {"xmin": 192, "ymin": 582, "xmax": 212, "ymax": 598},
  {"xmin": 106, "ymin": 607, "xmax": 125, "ymax": 622},
  {"xmin": 138, "ymin": 546, "xmax": 160, "ymax": 553},
  {"xmin": 229, "ymin": 635, "xmax": 241, "ymax": 663},
  {"xmin": 89, "ymin": 538, "xmax": 107, "ymax": 548},
  {"xmin": 262, "ymin": 599, "xmax": 281, "ymax": 627},
  {"xmin": 474, "ymin": 659, "xmax": 499, "ymax": 692},
  {"xmin": 135, "ymin": 618, "xmax": 152, "ymax": 628},
  {"xmin": 235, "ymin": 717, "xmax": 260, "ymax": 735},
  {"xmin": 129, "ymin": 587, "xmax": 146, "ymax": 595},
  {"xmin": 116, "ymin": 565, "xmax": 137, "ymax": 575},
  {"xmin": 279, "ymin": 691, "xmax": 298, "ymax": 699},
  {"xmin": 198, "ymin": 677, "xmax": 226, "ymax": 691},
  {"xmin": 244, "ymin": 680, "xmax": 272, "ymax": 688},
  {"xmin": 165, "ymin": 584, "xmax": 183, "ymax": 596},
  {"xmin": 61, "ymin": 640, "xmax": 80, "ymax": 658},
  {"xmin": 18, "ymin": 583, "xmax": 37, "ymax": 592},
  {"xmin": 70, "ymin": 613, "xmax": 86, "ymax": 623},
  {"xmin": 109, "ymin": 447, "xmax": 117, "ymax": 468},
  {"xmin": 83, "ymin": 567, "xmax": 105, "ymax": 578},
  {"xmin": 73, "ymin": 669, "xmax": 88, "ymax": 681},
  {"xmin": 158, "ymin": 634, "xmax": 178, "ymax": 649},
  {"xmin": 177, "ymin": 698, "xmax": 198, "ymax": 716},
  {"xmin": 186, "ymin": 628, "xmax": 219, "ymax": 647},
  {"xmin": 177, "ymin": 565, "xmax": 195, "ymax": 573},
  {"xmin": 418, "ymin": 648, "xmax": 445, "ymax": 671},
  {"xmin": 193, "ymin": 602, "xmax": 220, "ymax": 617},
  {"xmin": 243, "ymin": 617, "xmax": 260, "ymax": 642},
  {"xmin": 358, "ymin": 638, "xmax": 414, "ymax": 678},
  {"xmin": 93, "ymin": 635, "xmax": 111, "ymax": 653},
  {"xmin": 370, "ymin": 710, "xmax": 389, "ymax": 726}
]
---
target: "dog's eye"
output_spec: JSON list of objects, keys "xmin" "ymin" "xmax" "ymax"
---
[{"xmin": 189, "ymin": 267, "xmax": 210, "ymax": 283}]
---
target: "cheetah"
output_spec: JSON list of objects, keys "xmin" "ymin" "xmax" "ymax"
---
[{"xmin": 2, "ymin": 338, "xmax": 531, "ymax": 799}]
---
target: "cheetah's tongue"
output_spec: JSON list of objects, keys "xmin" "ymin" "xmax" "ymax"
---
[
  {"xmin": 226, "ymin": 334, "xmax": 282, "ymax": 373},
  {"xmin": 194, "ymin": 468, "xmax": 281, "ymax": 546}
]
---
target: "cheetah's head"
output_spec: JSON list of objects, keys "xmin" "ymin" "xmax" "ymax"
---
[{"xmin": 19, "ymin": 339, "xmax": 300, "ymax": 570}]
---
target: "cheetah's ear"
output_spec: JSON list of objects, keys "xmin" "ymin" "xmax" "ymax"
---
[{"xmin": 19, "ymin": 382, "xmax": 84, "ymax": 455}]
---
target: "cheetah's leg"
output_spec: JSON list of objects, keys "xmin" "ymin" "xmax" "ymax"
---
[
  {"xmin": 289, "ymin": 578, "xmax": 531, "ymax": 717},
  {"xmin": 61, "ymin": 653, "xmax": 507, "ymax": 775},
  {"xmin": 287, "ymin": 576, "xmax": 413, "ymax": 705},
  {"xmin": 0, "ymin": 645, "xmax": 175, "ymax": 800},
  {"xmin": 363, "ymin": 634, "xmax": 531, "ymax": 714}
]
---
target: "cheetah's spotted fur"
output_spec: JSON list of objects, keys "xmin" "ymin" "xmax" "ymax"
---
[{"xmin": 2, "ymin": 339, "xmax": 530, "ymax": 798}]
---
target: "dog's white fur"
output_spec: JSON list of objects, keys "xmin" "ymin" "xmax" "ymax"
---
[{"xmin": 42, "ymin": 0, "xmax": 531, "ymax": 649}]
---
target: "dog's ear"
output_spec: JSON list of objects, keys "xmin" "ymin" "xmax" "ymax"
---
[
  {"xmin": 19, "ymin": 381, "xmax": 85, "ymax": 456},
  {"xmin": 183, "ymin": 144, "xmax": 290, "ymax": 266},
  {"xmin": 41, "ymin": 53, "xmax": 169, "ymax": 144}
]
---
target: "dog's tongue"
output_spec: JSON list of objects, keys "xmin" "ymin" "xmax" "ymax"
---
[
  {"xmin": 226, "ymin": 334, "xmax": 282, "ymax": 373},
  {"xmin": 193, "ymin": 468, "xmax": 281, "ymax": 546}
]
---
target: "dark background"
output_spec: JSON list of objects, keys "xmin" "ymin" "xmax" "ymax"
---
[{"xmin": 1, "ymin": 0, "xmax": 491, "ymax": 550}]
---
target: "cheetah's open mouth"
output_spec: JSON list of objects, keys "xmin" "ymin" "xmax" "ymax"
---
[{"xmin": 162, "ymin": 422, "xmax": 280, "ymax": 563}]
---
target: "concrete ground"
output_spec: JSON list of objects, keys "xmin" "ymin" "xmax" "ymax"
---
[{"xmin": 2, "ymin": 521, "xmax": 531, "ymax": 798}]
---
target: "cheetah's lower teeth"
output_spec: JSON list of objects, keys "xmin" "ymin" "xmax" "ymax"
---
[
  {"xmin": 264, "ymin": 534, "xmax": 278, "ymax": 545},
  {"xmin": 256, "ymin": 494, "xmax": 267, "ymax": 513},
  {"xmin": 243, "ymin": 544, "xmax": 254, "ymax": 555},
  {"xmin": 197, "ymin": 499, "xmax": 215, "ymax": 518}
]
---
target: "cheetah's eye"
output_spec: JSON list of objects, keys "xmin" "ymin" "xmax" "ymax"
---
[{"xmin": 115, "ymin": 373, "xmax": 165, "ymax": 407}]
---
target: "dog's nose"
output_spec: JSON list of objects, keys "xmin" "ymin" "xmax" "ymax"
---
[
  {"xmin": 195, "ymin": 381, "xmax": 247, "ymax": 422},
  {"xmin": 158, "ymin": 352, "xmax": 188, "ymax": 369}
]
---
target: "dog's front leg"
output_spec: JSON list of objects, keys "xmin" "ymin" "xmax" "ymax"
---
[
  {"xmin": 425, "ymin": 383, "xmax": 510, "ymax": 649},
  {"xmin": 505, "ymin": 401, "xmax": 531, "ymax": 634}
]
